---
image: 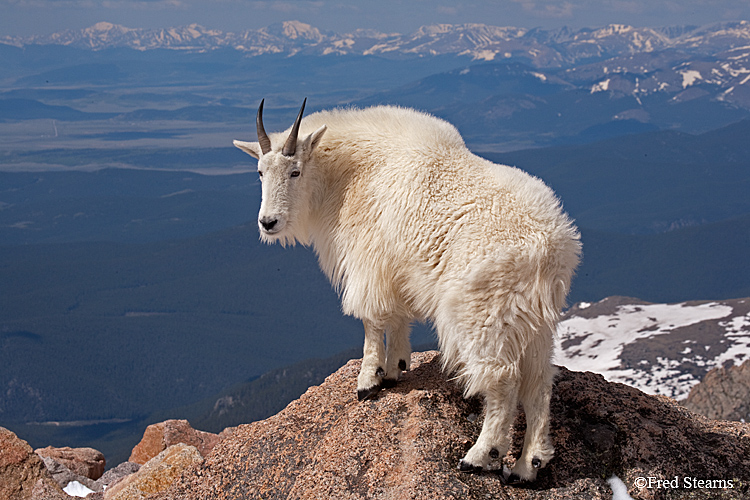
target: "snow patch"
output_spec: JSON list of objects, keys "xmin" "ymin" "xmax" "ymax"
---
[
  {"xmin": 471, "ymin": 49, "xmax": 497, "ymax": 61},
  {"xmin": 591, "ymin": 79, "xmax": 610, "ymax": 93},
  {"xmin": 681, "ymin": 70, "xmax": 702, "ymax": 88},
  {"xmin": 64, "ymin": 481, "xmax": 95, "ymax": 497},
  {"xmin": 716, "ymin": 313, "xmax": 750, "ymax": 365},
  {"xmin": 555, "ymin": 302, "xmax": 734, "ymax": 398}
]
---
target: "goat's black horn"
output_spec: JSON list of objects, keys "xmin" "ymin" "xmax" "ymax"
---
[
  {"xmin": 282, "ymin": 98, "xmax": 307, "ymax": 156},
  {"xmin": 256, "ymin": 99, "xmax": 272, "ymax": 155}
]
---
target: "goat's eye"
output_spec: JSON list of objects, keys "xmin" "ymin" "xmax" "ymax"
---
[
  {"xmin": 258, "ymin": 171, "xmax": 263, "ymax": 178},
  {"xmin": 290, "ymin": 170, "xmax": 301, "ymax": 178}
]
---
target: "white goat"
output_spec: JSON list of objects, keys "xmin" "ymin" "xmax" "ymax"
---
[{"xmin": 234, "ymin": 100, "xmax": 581, "ymax": 483}]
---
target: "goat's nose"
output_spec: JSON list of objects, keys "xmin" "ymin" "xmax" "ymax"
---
[{"xmin": 259, "ymin": 217, "xmax": 278, "ymax": 231}]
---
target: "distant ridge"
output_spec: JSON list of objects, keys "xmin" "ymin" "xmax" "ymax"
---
[
  {"xmin": 5, "ymin": 20, "xmax": 750, "ymax": 114},
  {"xmin": 3, "ymin": 20, "xmax": 750, "ymax": 66}
]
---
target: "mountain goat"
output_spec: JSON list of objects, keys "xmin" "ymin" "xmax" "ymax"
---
[{"xmin": 234, "ymin": 99, "xmax": 581, "ymax": 483}]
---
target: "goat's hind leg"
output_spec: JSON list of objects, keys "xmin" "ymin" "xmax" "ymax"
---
[
  {"xmin": 357, "ymin": 319, "xmax": 386, "ymax": 401},
  {"xmin": 458, "ymin": 370, "xmax": 520, "ymax": 473},
  {"xmin": 508, "ymin": 341, "xmax": 556, "ymax": 483},
  {"xmin": 383, "ymin": 316, "xmax": 411, "ymax": 388}
]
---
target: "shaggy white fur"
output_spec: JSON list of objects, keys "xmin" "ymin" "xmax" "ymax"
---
[
  {"xmin": 234, "ymin": 103, "xmax": 581, "ymax": 482},
  {"xmin": 608, "ymin": 475, "xmax": 636, "ymax": 500}
]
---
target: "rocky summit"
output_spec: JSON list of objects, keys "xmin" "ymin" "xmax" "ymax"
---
[
  {"xmin": 156, "ymin": 351, "xmax": 750, "ymax": 500},
  {"xmin": 2, "ymin": 351, "xmax": 748, "ymax": 499}
]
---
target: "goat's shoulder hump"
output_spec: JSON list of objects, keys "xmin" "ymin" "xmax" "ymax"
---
[{"xmin": 303, "ymin": 105, "xmax": 465, "ymax": 149}]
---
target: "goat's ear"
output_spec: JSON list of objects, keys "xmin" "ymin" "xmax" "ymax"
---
[
  {"xmin": 299, "ymin": 125, "xmax": 327, "ymax": 157},
  {"xmin": 233, "ymin": 140, "xmax": 263, "ymax": 159},
  {"xmin": 310, "ymin": 125, "xmax": 327, "ymax": 150}
]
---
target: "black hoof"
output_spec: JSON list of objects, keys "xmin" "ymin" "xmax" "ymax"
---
[
  {"xmin": 398, "ymin": 359, "xmax": 407, "ymax": 371},
  {"xmin": 532, "ymin": 458, "xmax": 542, "ymax": 469},
  {"xmin": 458, "ymin": 460, "xmax": 483, "ymax": 474},
  {"xmin": 489, "ymin": 448, "xmax": 499, "ymax": 459},
  {"xmin": 375, "ymin": 367, "xmax": 385, "ymax": 378},
  {"xmin": 381, "ymin": 378, "xmax": 398, "ymax": 388},
  {"xmin": 357, "ymin": 385, "xmax": 381, "ymax": 401}
]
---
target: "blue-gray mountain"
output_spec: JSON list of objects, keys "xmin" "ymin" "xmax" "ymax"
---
[{"xmin": 3, "ymin": 20, "xmax": 750, "ymax": 151}]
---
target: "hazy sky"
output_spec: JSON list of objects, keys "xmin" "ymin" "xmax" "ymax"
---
[{"xmin": 3, "ymin": 0, "xmax": 750, "ymax": 37}]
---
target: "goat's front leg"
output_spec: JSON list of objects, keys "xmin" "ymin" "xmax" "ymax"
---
[
  {"xmin": 383, "ymin": 316, "xmax": 411, "ymax": 387},
  {"xmin": 357, "ymin": 319, "xmax": 386, "ymax": 401}
]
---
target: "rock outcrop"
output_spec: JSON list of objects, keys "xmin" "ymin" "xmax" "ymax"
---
[
  {"xmin": 156, "ymin": 351, "xmax": 750, "ymax": 500},
  {"xmin": 35, "ymin": 445, "xmax": 106, "ymax": 480},
  {"xmin": 0, "ymin": 427, "xmax": 67, "ymax": 500},
  {"xmin": 97, "ymin": 460, "xmax": 141, "ymax": 489},
  {"xmin": 684, "ymin": 359, "xmax": 750, "ymax": 422},
  {"xmin": 37, "ymin": 454, "xmax": 101, "ymax": 494},
  {"xmin": 104, "ymin": 443, "xmax": 202, "ymax": 500},
  {"xmin": 30, "ymin": 477, "xmax": 70, "ymax": 500},
  {"xmin": 128, "ymin": 419, "xmax": 221, "ymax": 465},
  {"xmin": 81, "ymin": 462, "xmax": 142, "ymax": 500},
  {"xmin": 3, "ymin": 351, "xmax": 749, "ymax": 499}
]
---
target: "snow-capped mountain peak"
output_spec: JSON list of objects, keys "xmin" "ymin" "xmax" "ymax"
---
[
  {"xmin": 3, "ymin": 20, "xmax": 749, "ymax": 65},
  {"xmin": 265, "ymin": 20, "xmax": 325, "ymax": 42},
  {"xmin": 87, "ymin": 21, "xmax": 129, "ymax": 34}
]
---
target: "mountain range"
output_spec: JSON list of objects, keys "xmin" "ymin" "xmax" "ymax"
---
[
  {"xmin": 3, "ymin": 20, "xmax": 750, "ymax": 65},
  {"xmin": 4, "ymin": 20, "xmax": 750, "ymax": 153}
]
